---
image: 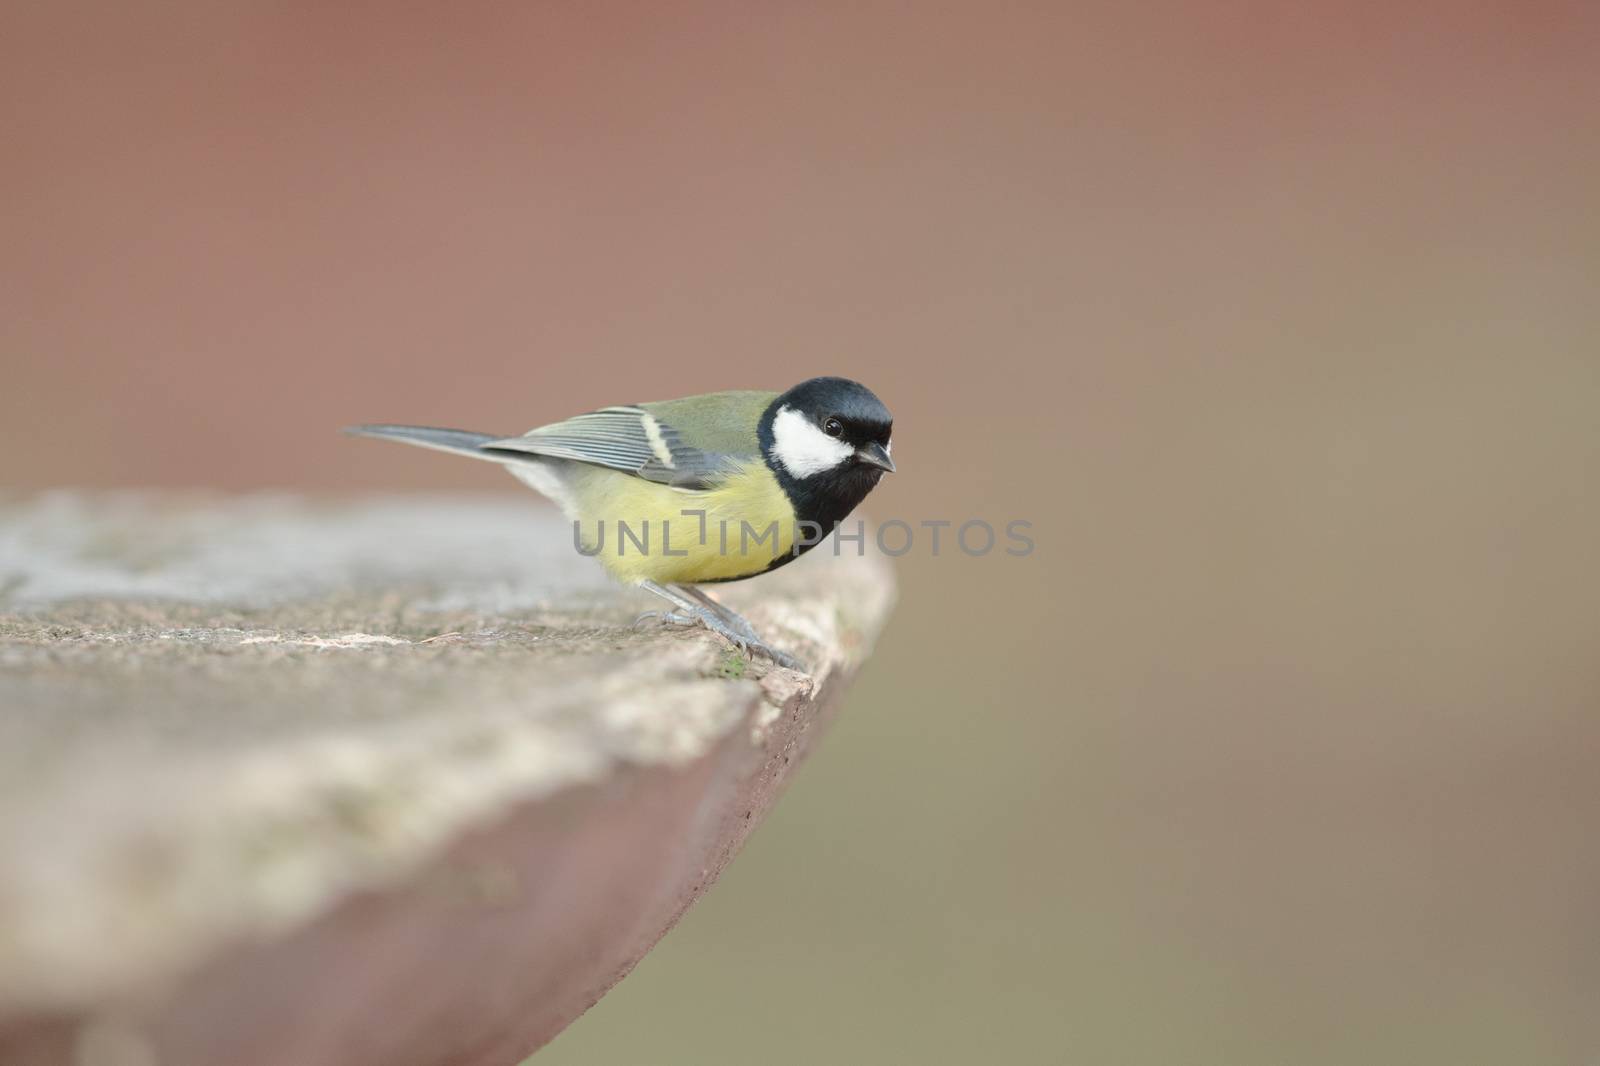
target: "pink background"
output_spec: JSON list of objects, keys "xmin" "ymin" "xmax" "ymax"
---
[{"xmin": 4, "ymin": 5, "xmax": 1598, "ymax": 1063}]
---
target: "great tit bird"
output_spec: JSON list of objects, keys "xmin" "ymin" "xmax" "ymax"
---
[{"xmin": 347, "ymin": 376, "xmax": 894, "ymax": 669}]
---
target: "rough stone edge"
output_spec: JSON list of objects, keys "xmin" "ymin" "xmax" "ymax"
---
[
  {"xmin": 0, "ymin": 642, "xmax": 866, "ymax": 1066},
  {"xmin": 0, "ymin": 493, "xmax": 895, "ymax": 1064}
]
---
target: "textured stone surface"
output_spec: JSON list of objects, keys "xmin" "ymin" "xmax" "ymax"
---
[{"xmin": 0, "ymin": 492, "xmax": 893, "ymax": 1066}]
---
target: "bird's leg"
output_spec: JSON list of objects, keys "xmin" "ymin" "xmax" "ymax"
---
[
  {"xmin": 675, "ymin": 584, "xmax": 806, "ymax": 672},
  {"xmin": 637, "ymin": 580, "xmax": 805, "ymax": 671},
  {"xmin": 637, "ymin": 580, "xmax": 748, "ymax": 654},
  {"xmin": 674, "ymin": 585, "xmax": 762, "ymax": 642},
  {"xmin": 632, "ymin": 583, "xmax": 706, "ymax": 630},
  {"xmin": 631, "ymin": 608, "xmax": 696, "ymax": 629}
]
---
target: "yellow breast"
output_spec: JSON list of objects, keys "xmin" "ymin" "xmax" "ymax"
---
[{"xmin": 560, "ymin": 460, "xmax": 798, "ymax": 585}]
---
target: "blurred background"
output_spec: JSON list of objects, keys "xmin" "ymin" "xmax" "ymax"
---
[{"xmin": 4, "ymin": 3, "xmax": 1598, "ymax": 1063}]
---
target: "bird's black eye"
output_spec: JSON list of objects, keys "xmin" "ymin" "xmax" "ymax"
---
[{"xmin": 823, "ymin": 417, "xmax": 844, "ymax": 438}]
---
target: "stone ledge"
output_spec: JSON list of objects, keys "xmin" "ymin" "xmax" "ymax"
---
[{"xmin": 0, "ymin": 492, "xmax": 894, "ymax": 1066}]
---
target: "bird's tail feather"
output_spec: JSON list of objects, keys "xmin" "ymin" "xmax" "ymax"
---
[{"xmin": 343, "ymin": 424, "xmax": 512, "ymax": 462}]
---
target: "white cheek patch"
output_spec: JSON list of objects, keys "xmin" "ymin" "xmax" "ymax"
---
[{"xmin": 771, "ymin": 405, "xmax": 853, "ymax": 478}]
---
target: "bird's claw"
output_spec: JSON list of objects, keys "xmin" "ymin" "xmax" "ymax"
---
[
  {"xmin": 753, "ymin": 643, "xmax": 806, "ymax": 671},
  {"xmin": 636, "ymin": 605, "xmax": 810, "ymax": 667},
  {"xmin": 699, "ymin": 614, "xmax": 806, "ymax": 670},
  {"xmin": 634, "ymin": 609, "xmax": 694, "ymax": 629},
  {"xmin": 636, "ymin": 583, "xmax": 806, "ymax": 671}
]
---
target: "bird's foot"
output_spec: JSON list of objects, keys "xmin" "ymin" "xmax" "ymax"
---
[
  {"xmin": 752, "ymin": 642, "xmax": 806, "ymax": 672},
  {"xmin": 633, "ymin": 608, "xmax": 706, "ymax": 631},
  {"xmin": 702, "ymin": 604, "xmax": 762, "ymax": 643},
  {"xmin": 634, "ymin": 605, "xmax": 803, "ymax": 671}
]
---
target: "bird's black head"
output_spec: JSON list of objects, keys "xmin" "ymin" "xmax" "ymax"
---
[{"xmin": 759, "ymin": 377, "xmax": 894, "ymax": 536}]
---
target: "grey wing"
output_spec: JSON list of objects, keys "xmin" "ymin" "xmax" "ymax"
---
[{"xmin": 484, "ymin": 406, "xmax": 735, "ymax": 489}]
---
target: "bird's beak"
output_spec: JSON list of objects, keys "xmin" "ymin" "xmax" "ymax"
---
[{"xmin": 856, "ymin": 441, "xmax": 896, "ymax": 473}]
